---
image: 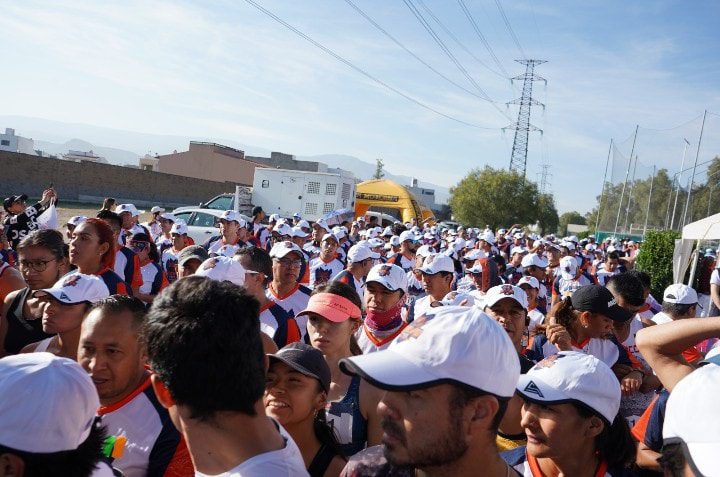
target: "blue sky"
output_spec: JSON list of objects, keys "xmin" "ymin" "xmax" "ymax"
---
[{"xmin": 2, "ymin": 0, "xmax": 719, "ymax": 213}]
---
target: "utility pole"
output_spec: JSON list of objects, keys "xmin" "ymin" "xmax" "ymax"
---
[
  {"xmin": 614, "ymin": 125, "xmax": 639, "ymax": 237},
  {"xmin": 538, "ymin": 161, "xmax": 552, "ymax": 194},
  {"xmin": 682, "ymin": 110, "xmax": 708, "ymax": 227},
  {"xmin": 670, "ymin": 138, "xmax": 690, "ymax": 230},
  {"xmin": 643, "ymin": 166, "xmax": 656, "ymax": 237},
  {"xmin": 504, "ymin": 59, "xmax": 546, "ymax": 178},
  {"xmin": 595, "ymin": 139, "xmax": 613, "ymax": 234}
]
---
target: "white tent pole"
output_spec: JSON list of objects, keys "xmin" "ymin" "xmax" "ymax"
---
[{"xmin": 688, "ymin": 240, "xmax": 700, "ymax": 286}]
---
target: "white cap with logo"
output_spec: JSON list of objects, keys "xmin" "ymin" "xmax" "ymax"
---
[
  {"xmin": 339, "ymin": 307, "xmax": 520, "ymax": 398},
  {"xmin": 365, "ymin": 263, "xmax": 408, "ymax": 293},
  {"xmin": 521, "ymin": 253, "xmax": 549, "ymax": 269},
  {"xmin": 517, "ymin": 276, "xmax": 540, "ymax": 290},
  {"xmin": 33, "ymin": 273, "xmax": 110, "ymax": 305},
  {"xmin": 115, "ymin": 203, "xmax": 143, "ymax": 217},
  {"xmin": 348, "ymin": 244, "xmax": 380, "ymax": 263},
  {"xmin": 270, "ymin": 240, "xmax": 303, "ymax": 259},
  {"xmin": 484, "ymin": 284, "xmax": 529, "ymax": 310},
  {"xmin": 0, "ymin": 353, "xmax": 99, "ymax": 453},
  {"xmin": 663, "ymin": 283, "xmax": 699, "ymax": 305},
  {"xmin": 220, "ymin": 210, "xmax": 245, "ymax": 226},
  {"xmin": 66, "ymin": 215, "xmax": 87, "ymax": 227},
  {"xmin": 170, "ymin": 220, "xmax": 188, "ymax": 235},
  {"xmin": 418, "ymin": 254, "xmax": 455, "ymax": 275},
  {"xmin": 517, "ymin": 351, "xmax": 621, "ymax": 423},
  {"xmin": 559, "ymin": 255, "xmax": 578, "ymax": 280},
  {"xmin": 194, "ymin": 255, "xmax": 247, "ymax": 287},
  {"xmin": 150, "ymin": 206, "xmax": 165, "ymax": 214}
]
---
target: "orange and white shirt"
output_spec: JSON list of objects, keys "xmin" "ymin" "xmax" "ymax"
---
[{"xmin": 266, "ymin": 283, "xmax": 312, "ymax": 339}]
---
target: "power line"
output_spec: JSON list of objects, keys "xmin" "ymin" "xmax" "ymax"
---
[
  {"xmin": 343, "ymin": 0, "xmax": 490, "ymax": 102},
  {"xmin": 493, "ymin": 0, "xmax": 527, "ymax": 59},
  {"xmin": 401, "ymin": 0, "xmax": 513, "ymax": 121},
  {"xmin": 456, "ymin": 0, "xmax": 510, "ymax": 77},
  {"xmin": 414, "ymin": 0, "xmax": 507, "ymax": 78},
  {"xmin": 242, "ymin": 0, "xmax": 500, "ymax": 129}
]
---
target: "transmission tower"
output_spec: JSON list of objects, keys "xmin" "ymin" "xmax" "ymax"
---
[
  {"xmin": 538, "ymin": 161, "xmax": 552, "ymax": 194},
  {"xmin": 504, "ymin": 59, "xmax": 547, "ymax": 177}
]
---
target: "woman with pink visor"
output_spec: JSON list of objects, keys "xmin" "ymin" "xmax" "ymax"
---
[{"xmin": 297, "ymin": 281, "xmax": 383, "ymax": 457}]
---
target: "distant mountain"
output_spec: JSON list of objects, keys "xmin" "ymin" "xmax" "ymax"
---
[{"xmin": 2, "ymin": 115, "xmax": 449, "ymax": 203}]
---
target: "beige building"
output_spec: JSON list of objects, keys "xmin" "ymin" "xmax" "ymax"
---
[{"xmin": 156, "ymin": 141, "xmax": 265, "ymax": 185}]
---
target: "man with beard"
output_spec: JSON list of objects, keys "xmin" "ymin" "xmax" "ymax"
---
[
  {"xmin": 386, "ymin": 231, "xmax": 417, "ymax": 272},
  {"xmin": 339, "ymin": 306, "xmax": 521, "ymax": 477}
]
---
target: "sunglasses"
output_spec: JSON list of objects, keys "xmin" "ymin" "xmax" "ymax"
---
[{"xmin": 129, "ymin": 241, "xmax": 149, "ymax": 252}]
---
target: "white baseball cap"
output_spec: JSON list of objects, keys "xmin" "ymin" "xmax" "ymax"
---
[
  {"xmin": 115, "ymin": 203, "xmax": 143, "ymax": 217},
  {"xmin": 416, "ymin": 244, "xmax": 435, "ymax": 258},
  {"xmin": 389, "ymin": 236, "xmax": 401, "ymax": 247},
  {"xmin": 170, "ymin": 220, "xmax": 188, "ymax": 235},
  {"xmin": 463, "ymin": 249, "xmax": 487, "ymax": 261},
  {"xmin": 270, "ymin": 240, "xmax": 303, "ymax": 259},
  {"xmin": 480, "ymin": 231, "xmax": 496, "ymax": 244},
  {"xmin": 484, "ymin": 284, "xmax": 528, "ymax": 310},
  {"xmin": 521, "ymin": 253, "xmax": 548, "ymax": 269},
  {"xmin": 33, "ymin": 273, "xmax": 110, "ymax": 305},
  {"xmin": 297, "ymin": 219, "xmax": 311, "ymax": 229},
  {"xmin": 663, "ymin": 283, "xmax": 699, "ymax": 305},
  {"xmin": 418, "ymin": 254, "xmax": 455, "ymax": 275},
  {"xmin": 559, "ymin": 255, "xmax": 578, "ymax": 280},
  {"xmin": 273, "ymin": 223, "xmax": 293, "ymax": 237},
  {"xmin": 510, "ymin": 246, "xmax": 527, "ymax": 256},
  {"xmin": 269, "ymin": 214, "xmax": 280, "ymax": 222},
  {"xmin": 440, "ymin": 291, "xmax": 476, "ymax": 307},
  {"xmin": 339, "ymin": 307, "xmax": 520, "ymax": 398},
  {"xmin": 0, "ymin": 353, "xmax": 99, "ymax": 453},
  {"xmin": 220, "ymin": 210, "xmax": 245, "ymax": 226},
  {"xmin": 150, "ymin": 206, "xmax": 165, "ymax": 214},
  {"xmin": 517, "ymin": 351, "xmax": 620, "ymax": 423},
  {"xmin": 399, "ymin": 230, "xmax": 418, "ymax": 243},
  {"xmin": 381, "ymin": 226, "xmax": 393, "ymax": 237},
  {"xmin": 291, "ymin": 226, "xmax": 309, "ymax": 238},
  {"xmin": 66, "ymin": 215, "xmax": 87, "ymax": 227},
  {"xmin": 216, "ymin": 244, "xmax": 240, "ymax": 258},
  {"xmin": 366, "ymin": 263, "xmax": 408, "ymax": 293},
  {"xmin": 368, "ymin": 237, "xmax": 385, "ymax": 248},
  {"xmin": 321, "ymin": 232, "xmax": 339, "ymax": 243},
  {"xmin": 159, "ymin": 212, "xmax": 176, "ymax": 222},
  {"xmin": 313, "ymin": 218, "xmax": 331, "ymax": 233},
  {"xmin": 348, "ymin": 244, "xmax": 381, "ymax": 263},
  {"xmin": 466, "ymin": 263, "xmax": 483, "ymax": 274},
  {"xmin": 194, "ymin": 255, "xmax": 246, "ymax": 287},
  {"xmin": 517, "ymin": 276, "xmax": 540, "ymax": 290},
  {"xmin": 663, "ymin": 362, "xmax": 720, "ymax": 476}
]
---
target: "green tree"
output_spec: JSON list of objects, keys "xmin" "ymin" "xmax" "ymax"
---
[
  {"xmin": 558, "ymin": 211, "xmax": 586, "ymax": 236},
  {"xmin": 636, "ymin": 230, "xmax": 680, "ymax": 298},
  {"xmin": 449, "ymin": 166, "xmax": 541, "ymax": 228},
  {"xmin": 373, "ymin": 158, "xmax": 385, "ymax": 180},
  {"xmin": 537, "ymin": 194, "xmax": 559, "ymax": 236}
]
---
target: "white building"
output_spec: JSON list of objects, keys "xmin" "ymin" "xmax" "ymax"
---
[
  {"xmin": 138, "ymin": 154, "xmax": 159, "ymax": 171},
  {"xmin": 63, "ymin": 150, "xmax": 105, "ymax": 163},
  {"xmin": 0, "ymin": 128, "xmax": 35, "ymax": 155}
]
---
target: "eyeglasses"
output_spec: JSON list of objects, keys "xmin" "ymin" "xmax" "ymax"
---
[
  {"xmin": 275, "ymin": 258, "xmax": 302, "ymax": 268},
  {"xmin": 19, "ymin": 258, "xmax": 57, "ymax": 272},
  {"xmin": 129, "ymin": 241, "xmax": 149, "ymax": 252}
]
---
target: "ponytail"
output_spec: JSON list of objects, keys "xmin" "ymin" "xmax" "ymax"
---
[
  {"xmin": 314, "ymin": 409, "xmax": 347, "ymax": 461},
  {"xmin": 552, "ymin": 296, "xmax": 578, "ymax": 329},
  {"xmin": 573, "ymin": 404, "xmax": 635, "ymax": 468}
]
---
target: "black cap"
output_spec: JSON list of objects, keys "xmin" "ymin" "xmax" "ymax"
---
[
  {"xmin": 268, "ymin": 343, "xmax": 331, "ymax": 392},
  {"xmin": 3, "ymin": 194, "xmax": 28, "ymax": 212},
  {"xmin": 571, "ymin": 285, "xmax": 633, "ymax": 322},
  {"xmin": 177, "ymin": 245, "xmax": 209, "ymax": 266}
]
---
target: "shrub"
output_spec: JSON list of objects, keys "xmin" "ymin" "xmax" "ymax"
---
[{"xmin": 636, "ymin": 230, "xmax": 680, "ymax": 298}]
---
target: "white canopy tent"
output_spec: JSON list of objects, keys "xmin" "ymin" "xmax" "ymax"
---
[{"xmin": 674, "ymin": 212, "xmax": 720, "ymax": 283}]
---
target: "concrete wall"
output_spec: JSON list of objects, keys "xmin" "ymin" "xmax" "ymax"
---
[
  {"xmin": 246, "ymin": 151, "xmax": 327, "ymax": 173},
  {"xmin": 0, "ymin": 151, "xmax": 241, "ymax": 207},
  {"xmin": 157, "ymin": 142, "xmax": 261, "ymax": 185}
]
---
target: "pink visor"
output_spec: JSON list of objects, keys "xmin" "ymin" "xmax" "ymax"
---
[{"xmin": 297, "ymin": 293, "xmax": 362, "ymax": 323}]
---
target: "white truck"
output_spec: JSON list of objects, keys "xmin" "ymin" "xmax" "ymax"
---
[{"xmin": 252, "ymin": 168, "xmax": 356, "ymax": 222}]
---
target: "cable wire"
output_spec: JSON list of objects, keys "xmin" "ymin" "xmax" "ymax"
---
[
  {"xmin": 456, "ymin": 0, "xmax": 510, "ymax": 78},
  {"xmin": 415, "ymin": 0, "xmax": 506, "ymax": 78},
  {"xmin": 637, "ymin": 114, "xmax": 704, "ymax": 132},
  {"xmin": 493, "ymin": 0, "xmax": 527, "ymax": 60},
  {"xmin": 343, "ymin": 0, "xmax": 489, "ymax": 102},
  {"xmin": 243, "ymin": 0, "xmax": 499, "ymax": 129},
  {"xmin": 401, "ymin": 0, "xmax": 513, "ymax": 121}
]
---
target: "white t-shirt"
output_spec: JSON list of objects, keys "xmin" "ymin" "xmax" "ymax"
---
[
  {"xmin": 527, "ymin": 308, "xmax": 545, "ymax": 333},
  {"xmin": 651, "ymin": 311, "xmax": 673, "ymax": 325},
  {"xmin": 195, "ymin": 422, "xmax": 308, "ymax": 477},
  {"xmin": 711, "ymin": 269, "xmax": 720, "ymax": 286}
]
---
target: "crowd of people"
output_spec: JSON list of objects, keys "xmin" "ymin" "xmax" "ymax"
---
[{"xmin": 0, "ymin": 188, "xmax": 718, "ymax": 477}]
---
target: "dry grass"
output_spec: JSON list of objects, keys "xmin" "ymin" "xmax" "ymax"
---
[{"xmin": 56, "ymin": 202, "xmax": 156, "ymax": 228}]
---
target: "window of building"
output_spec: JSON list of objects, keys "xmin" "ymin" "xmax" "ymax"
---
[
  {"xmin": 0, "ymin": 140, "xmax": 9, "ymax": 146},
  {"xmin": 305, "ymin": 202, "xmax": 318, "ymax": 215},
  {"xmin": 342, "ymin": 183, "xmax": 351, "ymax": 200},
  {"xmin": 325, "ymin": 183, "xmax": 337, "ymax": 196},
  {"xmin": 323, "ymin": 202, "xmax": 334, "ymax": 214},
  {"xmin": 307, "ymin": 181, "xmax": 320, "ymax": 194},
  {"xmin": 262, "ymin": 180, "xmax": 270, "ymax": 188}
]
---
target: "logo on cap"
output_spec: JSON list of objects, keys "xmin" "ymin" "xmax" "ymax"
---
[
  {"xmin": 283, "ymin": 241, "xmax": 294, "ymax": 248},
  {"xmin": 378, "ymin": 265, "xmax": 392, "ymax": 277},
  {"xmin": 501, "ymin": 284, "xmax": 514, "ymax": 296},
  {"xmin": 63, "ymin": 275, "xmax": 81, "ymax": 287},
  {"xmin": 426, "ymin": 254, "xmax": 435, "ymax": 264},
  {"xmin": 535, "ymin": 354, "xmax": 561, "ymax": 369},
  {"xmin": 607, "ymin": 298, "xmax": 617, "ymax": 307},
  {"xmin": 523, "ymin": 380, "xmax": 544, "ymax": 398},
  {"xmin": 59, "ymin": 292, "xmax": 70, "ymax": 301},
  {"xmin": 203, "ymin": 258, "xmax": 217, "ymax": 270}
]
